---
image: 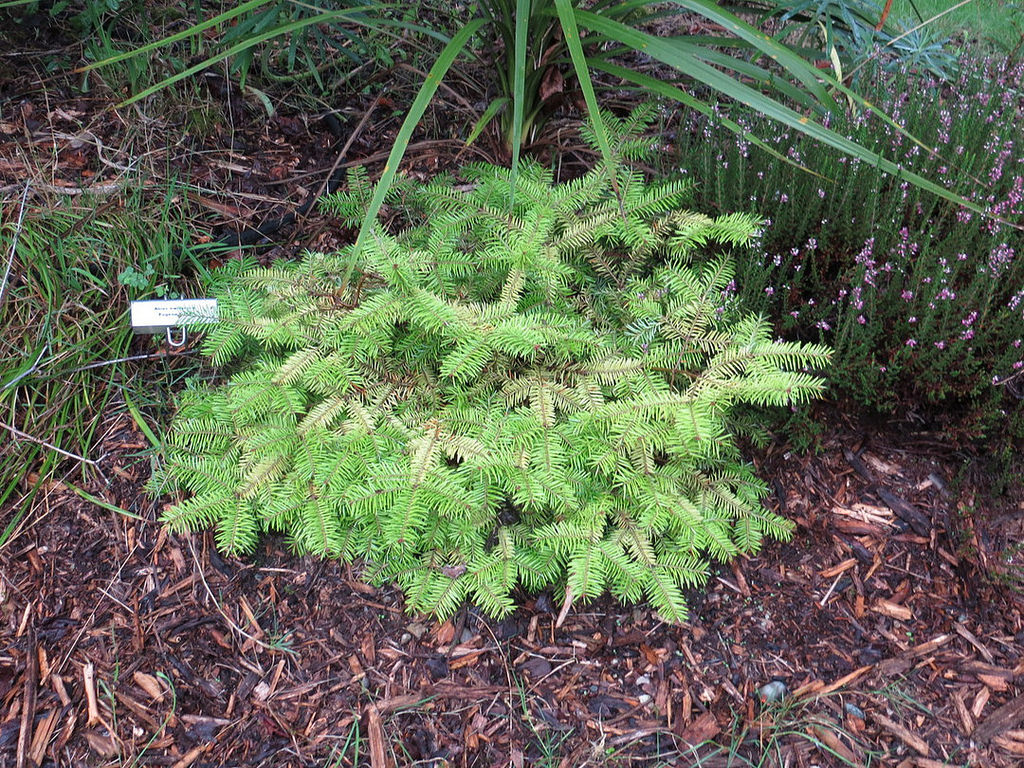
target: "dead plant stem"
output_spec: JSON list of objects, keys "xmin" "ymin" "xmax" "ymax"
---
[
  {"xmin": 0, "ymin": 181, "xmax": 31, "ymax": 310},
  {"xmin": 0, "ymin": 420, "xmax": 101, "ymax": 467}
]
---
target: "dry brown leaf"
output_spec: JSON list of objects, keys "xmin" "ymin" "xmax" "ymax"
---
[
  {"xmin": 809, "ymin": 720, "xmax": 860, "ymax": 764},
  {"xmin": 434, "ymin": 620, "xmax": 456, "ymax": 646},
  {"xmin": 539, "ymin": 67, "xmax": 564, "ymax": 102},
  {"xmin": 133, "ymin": 671, "xmax": 166, "ymax": 701},
  {"xmin": 84, "ymin": 730, "xmax": 118, "ymax": 758}
]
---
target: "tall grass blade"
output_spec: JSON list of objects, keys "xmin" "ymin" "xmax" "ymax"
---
[
  {"xmin": 354, "ymin": 19, "xmax": 487, "ymax": 254},
  {"xmin": 553, "ymin": 0, "xmax": 619, "ymax": 179},
  {"xmin": 75, "ymin": 0, "xmax": 272, "ymax": 72},
  {"xmin": 110, "ymin": 8, "xmax": 381, "ymax": 107},
  {"xmin": 511, "ymin": 0, "xmax": 530, "ymax": 173},
  {"xmin": 671, "ymin": 0, "xmax": 840, "ymax": 113},
  {"xmin": 576, "ymin": 10, "xmax": 988, "ymax": 215}
]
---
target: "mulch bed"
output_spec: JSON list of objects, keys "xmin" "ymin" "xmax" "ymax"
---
[
  {"xmin": 3, "ymin": 58, "xmax": 1024, "ymax": 768},
  {"xmin": 3, "ymin": 400, "xmax": 1024, "ymax": 767}
]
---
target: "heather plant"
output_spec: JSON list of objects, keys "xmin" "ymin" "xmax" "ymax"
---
[
  {"xmin": 151, "ymin": 117, "xmax": 831, "ymax": 621},
  {"xmin": 673, "ymin": 55, "xmax": 1024, "ymax": 438}
]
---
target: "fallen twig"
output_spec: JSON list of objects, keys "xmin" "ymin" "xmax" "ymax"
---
[
  {"xmin": 0, "ymin": 181, "xmax": 30, "ymax": 310},
  {"xmin": 0, "ymin": 421, "xmax": 100, "ymax": 466}
]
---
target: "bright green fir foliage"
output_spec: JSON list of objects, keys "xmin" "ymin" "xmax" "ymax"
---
[{"xmin": 153, "ymin": 118, "xmax": 831, "ymax": 622}]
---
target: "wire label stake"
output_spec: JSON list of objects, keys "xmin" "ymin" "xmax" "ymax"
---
[{"xmin": 130, "ymin": 299, "xmax": 219, "ymax": 347}]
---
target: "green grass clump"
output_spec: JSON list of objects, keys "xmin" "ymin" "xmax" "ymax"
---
[{"xmin": 0, "ymin": 184, "xmax": 203, "ymax": 547}]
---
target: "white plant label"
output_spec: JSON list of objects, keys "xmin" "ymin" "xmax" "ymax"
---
[{"xmin": 130, "ymin": 299, "xmax": 219, "ymax": 335}]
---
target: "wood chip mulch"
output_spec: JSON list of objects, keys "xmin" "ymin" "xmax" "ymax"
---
[{"xmin": 2, "ymin": 400, "xmax": 1023, "ymax": 768}]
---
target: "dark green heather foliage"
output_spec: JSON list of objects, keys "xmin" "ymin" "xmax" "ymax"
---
[{"xmin": 153, "ymin": 119, "xmax": 830, "ymax": 622}]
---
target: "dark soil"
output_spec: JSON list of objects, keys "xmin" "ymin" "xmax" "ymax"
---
[{"xmin": 3, "ymin": 50, "xmax": 1024, "ymax": 768}]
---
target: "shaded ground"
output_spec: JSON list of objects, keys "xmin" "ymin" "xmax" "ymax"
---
[{"xmin": 3, "ymin": 58, "xmax": 1024, "ymax": 768}]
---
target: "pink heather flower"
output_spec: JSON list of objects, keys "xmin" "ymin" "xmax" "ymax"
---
[
  {"xmin": 858, "ymin": 315, "xmax": 866, "ymax": 325},
  {"xmin": 906, "ymin": 339, "xmax": 917, "ymax": 347},
  {"xmin": 817, "ymin": 188, "xmax": 826, "ymax": 199},
  {"xmin": 935, "ymin": 341, "xmax": 946, "ymax": 349},
  {"xmin": 816, "ymin": 320, "xmax": 831, "ymax": 330},
  {"xmin": 765, "ymin": 286, "xmax": 774, "ymax": 295},
  {"xmin": 1015, "ymin": 361, "xmax": 1024, "ymax": 370},
  {"xmin": 963, "ymin": 311, "xmax": 978, "ymax": 326},
  {"xmin": 989, "ymin": 243, "xmax": 1015, "ymax": 276},
  {"xmin": 1015, "ymin": 340, "xmax": 1022, "ymax": 348},
  {"xmin": 908, "ymin": 317, "xmax": 917, "ymax": 323},
  {"xmin": 901, "ymin": 290, "xmax": 914, "ymax": 301},
  {"xmin": 961, "ymin": 328, "xmax": 975, "ymax": 341}
]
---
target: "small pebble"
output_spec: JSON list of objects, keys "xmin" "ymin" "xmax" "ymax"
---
[
  {"xmin": 406, "ymin": 622, "xmax": 428, "ymax": 640},
  {"xmin": 635, "ymin": 675, "xmax": 651, "ymax": 687},
  {"xmin": 757, "ymin": 681, "xmax": 788, "ymax": 703},
  {"xmin": 845, "ymin": 702, "xmax": 866, "ymax": 720},
  {"xmin": 638, "ymin": 694, "xmax": 651, "ymax": 705}
]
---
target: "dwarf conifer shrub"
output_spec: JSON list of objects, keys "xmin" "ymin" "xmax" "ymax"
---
[{"xmin": 153, "ymin": 135, "xmax": 831, "ymax": 622}]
